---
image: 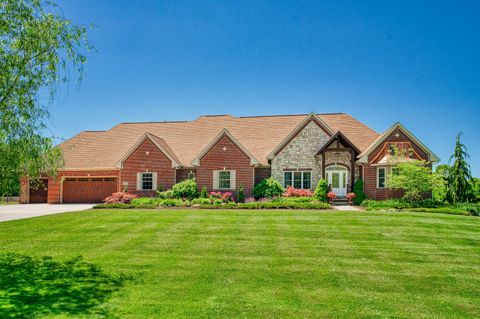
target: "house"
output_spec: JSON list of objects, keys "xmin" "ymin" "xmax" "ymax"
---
[{"xmin": 19, "ymin": 113, "xmax": 439, "ymax": 204}]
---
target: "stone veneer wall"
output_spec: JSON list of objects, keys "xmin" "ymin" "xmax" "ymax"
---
[{"xmin": 271, "ymin": 120, "xmax": 330, "ymax": 189}]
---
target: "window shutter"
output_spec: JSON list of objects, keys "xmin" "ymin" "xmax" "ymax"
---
[
  {"xmin": 137, "ymin": 173, "xmax": 142, "ymax": 190},
  {"xmin": 152, "ymin": 172, "xmax": 158, "ymax": 190},
  {"xmin": 213, "ymin": 171, "xmax": 219, "ymax": 189},
  {"xmin": 230, "ymin": 170, "xmax": 236, "ymax": 190}
]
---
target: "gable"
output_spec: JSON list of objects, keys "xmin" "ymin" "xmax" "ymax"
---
[
  {"xmin": 117, "ymin": 134, "xmax": 179, "ymax": 168},
  {"xmin": 274, "ymin": 119, "xmax": 331, "ymax": 160},
  {"xmin": 192, "ymin": 129, "xmax": 260, "ymax": 166},
  {"xmin": 364, "ymin": 125, "xmax": 434, "ymax": 164},
  {"xmin": 198, "ymin": 134, "xmax": 252, "ymax": 166},
  {"xmin": 268, "ymin": 115, "xmax": 334, "ymax": 159}
]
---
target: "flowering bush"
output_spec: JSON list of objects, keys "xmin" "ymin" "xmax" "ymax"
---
[
  {"xmin": 327, "ymin": 191, "xmax": 337, "ymax": 201},
  {"xmin": 209, "ymin": 191, "xmax": 233, "ymax": 203},
  {"xmin": 104, "ymin": 192, "xmax": 137, "ymax": 204},
  {"xmin": 346, "ymin": 192, "xmax": 356, "ymax": 200},
  {"xmin": 283, "ymin": 186, "xmax": 313, "ymax": 197}
]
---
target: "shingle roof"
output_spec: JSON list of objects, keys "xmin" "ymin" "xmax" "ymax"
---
[{"xmin": 59, "ymin": 113, "xmax": 379, "ymax": 169}]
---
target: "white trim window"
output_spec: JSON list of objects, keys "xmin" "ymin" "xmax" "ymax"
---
[
  {"xmin": 377, "ymin": 167, "xmax": 386, "ymax": 188},
  {"xmin": 136, "ymin": 172, "xmax": 157, "ymax": 190},
  {"xmin": 283, "ymin": 171, "xmax": 312, "ymax": 189},
  {"xmin": 213, "ymin": 170, "xmax": 236, "ymax": 190},
  {"xmin": 377, "ymin": 166, "xmax": 400, "ymax": 189}
]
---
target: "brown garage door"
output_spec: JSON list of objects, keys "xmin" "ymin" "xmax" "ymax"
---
[
  {"xmin": 63, "ymin": 177, "xmax": 117, "ymax": 203},
  {"xmin": 29, "ymin": 179, "xmax": 48, "ymax": 203}
]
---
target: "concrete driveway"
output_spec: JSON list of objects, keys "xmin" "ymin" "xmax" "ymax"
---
[{"xmin": 0, "ymin": 204, "xmax": 95, "ymax": 222}]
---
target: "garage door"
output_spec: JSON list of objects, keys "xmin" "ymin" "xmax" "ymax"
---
[
  {"xmin": 29, "ymin": 179, "xmax": 48, "ymax": 203},
  {"xmin": 63, "ymin": 177, "xmax": 117, "ymax": 203}
]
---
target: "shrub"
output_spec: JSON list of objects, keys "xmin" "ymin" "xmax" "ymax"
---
[
  {"xmin": 327, "ymin": 192, "xmax": 336, "ymax": 201},
  {"xmin": 160, "ymin": 199, "xmax": 184, "ymax": 207},
  {"xmin": 199, "ymin": 186, "xmax": 208, "ymax": 198},
  {"xmin": 191, "ymin": 198, "xmax": 212, "ymax": 205},
  {"xmin": 94, "ymin": 203, "xmax": 133, "ymax": 209},
  {"xmin": 198, "ymin": 201, "xmax": 331, "ymax": 210},
  {"xmin": 156, "ymin": 190, "xmax": 174, "ymax": 199},
  {"xmin": 271, "ymin": 196, "xmax": 313, "ymax": 203},
  {"xmin": 313, "ymin": 179, "xmax": 328, "ymax": 202},
  {"xmin": 237, "ymin": 186, "xmax": 245, "ymax": 203},
  {"xmin": 253, "ymin": 178, "xmax": 284, "ymax": 199},
  {"xmin": 283, "ymin": 186, "xmax": 313, "ymax": 197},
  {"xmin": 209, "ymin": 191, "xmax": 233, "ymax": 203},
  {"xmin": 353, "ymin": 179, "xmax": 366, "ymax": 205},
  {"xmin": 171, "ymin": 179, "xmax": 198, "ymax": 199},
  {"xmin": 103, "ymin": 192, "xmax": 137, "ymax": 204},
  {"xmin": 213, "ymin": 199, "xmax": 222, "ymax": 205},
  {"xmin": 362, "ymin": 199, "xmax": 411, "ymax": 210},
  {"xmin": 131, "ymin": 197, "xmax": 160, "ymax": 205}
]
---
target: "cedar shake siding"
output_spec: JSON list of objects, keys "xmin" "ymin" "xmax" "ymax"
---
[
  {"xmin": 196, "ymin": 134, "xmax": 254, "ymax": 197},
  {"xmin": 121, "ymin": 137, "xmax": 175, "ymax": 196}
]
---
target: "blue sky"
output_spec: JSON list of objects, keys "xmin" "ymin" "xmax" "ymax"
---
[{"xmin": 52, "ymin": 0, "xmax": 480, "ymax": 175}]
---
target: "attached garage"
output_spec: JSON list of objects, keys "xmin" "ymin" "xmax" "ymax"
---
[
  {"xmin": 29, "ymin": 179, "xmax": 48, "ymax": 203},
  {"xmin": 62, "ymin": 177, "xmax": 118, "ymax": 203}
]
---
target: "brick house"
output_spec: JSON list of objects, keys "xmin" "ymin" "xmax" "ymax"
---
[{"xmin": 19, "ymin": 113, "xmax": 439, "ymax": 204}]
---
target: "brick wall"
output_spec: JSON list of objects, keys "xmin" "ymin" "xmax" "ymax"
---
[
  {"xmin": 19, "ymin": 176, "xmax": 29, "ymax": 204},
  {"xmin": 363, "ymin": 165, "xmax": 404, "ymax": 200},
  {"xmin": 196, "ymin": 134, "xmax": 254, "ymax": 196},
  {"xmin": 121, "ymin": 137, "xmax": 175, "ymax": 196},
  {"xmin": 254, "ymin": 167, "xmax": 271, "ymax": 185}
]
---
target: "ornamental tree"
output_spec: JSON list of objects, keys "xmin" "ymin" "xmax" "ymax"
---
[
  {"xmin": 447, "ymin": 133, "xmax": 472, "ymax": 204},
  {"xmin": 0, "ymin": 0, "xmax": 92, "ymax": 193},
  {"xmin": 388, "ymin": 160, "xmax": 441, "ymax": 203}
]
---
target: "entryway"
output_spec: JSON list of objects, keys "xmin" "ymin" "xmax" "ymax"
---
[{"xmin": 325, "ymin": 165, "xmax": 348, "ymax": 197}]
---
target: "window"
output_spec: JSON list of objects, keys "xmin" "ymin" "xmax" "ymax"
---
[
  {"xmin": 213, "ymin": 170, "xmax": 235, "ymax": 190},
  {"xmin": 303, "ymin": 172, "xmax": 311, "ymax": 189},
  {"xmin": 92, "ymin": 178, "xmax": 103, "ymax": 182},
  {"xmin": 78, "ymin": 178, "xmax": 89, "ymax": 182},
  {"xmin": 141, "ymin": 173, "xmax": 153, "ymax": 190},
  {"xmin": 104, "ymin": 177, "xmax": 115, "ymax": 182},
  {"xmin": 377, "ymin": 167, "xmax": 386, "ymax": 188},
  {"xmin": 219, "ymin": 171, "xmax": 231, "ymax": 189},
  {"xmin": 283, "ymin": 171, "xmax": 312, "ymax": 189},
  {"xmin": 284, "ymin": 172, "xmax": 293, "ymax": 187},
  {"xmin": 187, "ymin": 170, "xmax": 195, "ymax": 180}
]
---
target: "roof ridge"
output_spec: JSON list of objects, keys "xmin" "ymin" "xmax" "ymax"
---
[{"xmin": 239, "ymin": 112, "xmax": 345, "ymax": 119}]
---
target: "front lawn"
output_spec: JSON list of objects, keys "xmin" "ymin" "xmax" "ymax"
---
[{"xmin": 0, "ymin": 209, "xmax": 479, "ymax": 318}]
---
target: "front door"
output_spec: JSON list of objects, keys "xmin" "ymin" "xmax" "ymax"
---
[{"xmin": 326, "ymin": 166, "xmax": 348, "ymax": 197}]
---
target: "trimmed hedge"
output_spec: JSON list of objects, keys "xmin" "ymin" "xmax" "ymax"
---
[
  {"xmin": 94, "ymin": 198, "xmax": 331, "ymax": 210},
  {"xmin": 362, "ymin": 199, "xmax": 479, "ymax": 216}
]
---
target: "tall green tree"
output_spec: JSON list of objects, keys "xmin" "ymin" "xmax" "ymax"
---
[
  {"xmin": 0, "ymin": 0, "xmax": 91, "ymax": 195},
  {"xmin": 447, "ymin": 133, "xmax": 472, "ymax": 204}
]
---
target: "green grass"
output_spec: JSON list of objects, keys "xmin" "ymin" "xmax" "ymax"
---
[{"xmin": 1, "ymin": 209, "xmax": 479, "ymax": 318}]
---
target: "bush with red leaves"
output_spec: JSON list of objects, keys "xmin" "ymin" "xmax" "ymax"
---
[
  {"xmin": 103, "ymin": 192, "xmax": 138, "ymax": 204},
  {"xmin": 283, "ymin": 186, "xmax": 313, "ymax": 197}
]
